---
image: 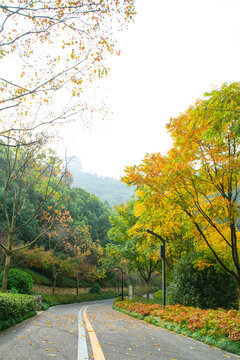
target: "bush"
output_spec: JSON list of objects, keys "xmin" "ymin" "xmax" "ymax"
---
[
  {"xmin": 20, "ymin": 269, "xmax": 53, "ymax": 286},
  {"xmin": 0, "ymin": 311, "xmax": 36, "ymax": 332},
  {"xmin": 41, "ymin": 290, "xmax": 120, "ymax": 307},
  {"xmin": 56, "ymin": 276, "xmax": 76, "ymax": 288},
  {"xmin": 129, "ymin": 296, "xmax": 162, "ymax": 305},
  {"xmin": 153, "ymin": 290, "xmax": 163, "ymax": 301},
  {"xmin": 78, "ymin": 279, "xmax": 91, "ymax": 288},
  {"xmin": 167, "ymin": 255, "xmax": 238, "ymax": 309},
  {"xmin": 0, "ymin": 269, "xmax": 34, "ymax": 294},
  {"xmin": 0, "ymin": 292, "xmax": 36, "ymax": 321},
  {"xmin": 89, "ymin": 282, "xmax": 101, "ymax": 294}
]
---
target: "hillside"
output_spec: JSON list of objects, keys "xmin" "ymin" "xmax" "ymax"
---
[{"xmin": 67, "ymin": 156, "xmax": 134, "ymax": 207}]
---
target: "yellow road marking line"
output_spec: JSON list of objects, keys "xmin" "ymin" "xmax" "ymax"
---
[{"xmin": 83, "ymin": 306, "xmax": 106, "ymax": 360}]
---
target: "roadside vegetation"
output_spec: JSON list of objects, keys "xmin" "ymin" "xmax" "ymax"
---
[
  {"xmin": 114, "ymin": 298, "xmax": 240, "ymax": 355},
  {"xmin": 0, "ymin": 292, "xmax": 37, "ymax": 331}
]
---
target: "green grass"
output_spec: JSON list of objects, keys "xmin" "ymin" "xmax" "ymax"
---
[{"xmin": 18, "ymin": 268, "xmax": 53, "ymax": 286}]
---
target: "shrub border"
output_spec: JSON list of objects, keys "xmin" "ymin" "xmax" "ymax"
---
[
  {"xmin": 113, "ymin": 305, "xmax": 240, "ymax": 356},
  {"xmin": 0, "ymin": 291, "xmax": 123, "ymax": 332},
  {"xmin": 0, "ymin": 311, "xmax": 36, "ymax": 332},
  {"xmin": 41, "ymin": 291, "xmax": 127, "ymax": 308}
]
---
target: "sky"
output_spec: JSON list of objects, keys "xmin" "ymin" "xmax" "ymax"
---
[{"xmin": 62, "ymin": 0, "xmax": 240, "ymax": 179}]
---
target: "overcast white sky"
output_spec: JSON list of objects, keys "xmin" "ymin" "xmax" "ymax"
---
[{"xmin": 62, "ymin": 0, "xmax": 240, "ymax": 179}]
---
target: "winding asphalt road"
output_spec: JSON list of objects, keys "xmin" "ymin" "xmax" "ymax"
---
[{"xmin": 0, "ymin": 299, "xmax": 239, "ymax": 360}]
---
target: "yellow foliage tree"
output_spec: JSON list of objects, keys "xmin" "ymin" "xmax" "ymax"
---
[{"xmin": 123, "ymin": 82, "xmax": 240, "ymax": 307}]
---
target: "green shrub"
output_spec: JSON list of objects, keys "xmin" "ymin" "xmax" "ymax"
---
[
  {"xmin": 78, "ymin": 279, "xmax": 91, "ymax": 288},
  {"xmin": 0, "ymin": 292, "xmax": 36, "ymax": 321},
  {"xmin": 56, "ymin": 277, "xmax": 76, "ymax": 288},
  {"xmin": 42, "ymin": 302, "xmax": 50, "ymax": 311},
  {"xmin": 0, "ymin": 311, "xmax": 36, "ymax": 332},
  {"xmin": 89, "ymin": 282, "xmax": 101, "ymax": 294},
  {"xmin": 19, "ymin": 269, "xmax": 53, "ymax": 286},
  {"xmin": 130, "ymin": 296, "xmax": 162, "ymax": 305},
  {"xmin": 153, "ymin": 290, "xmax": 163, "ymax": 301},
  {"xmin": 167, "ymin": 255, "xmax": 238, "ymax": 309},
  {"xmin": 0, "ymin": 269, "xmax": 34, "ymax": 294},
  {"xmin": 41, "ymin": 290, "xmax": 120, "ymax": 308}
]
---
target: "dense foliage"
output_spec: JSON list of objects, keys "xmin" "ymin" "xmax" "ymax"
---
[
  {"xmin": 106, "ymin": 199, "xmax": 160, "ymax": 298},
  {"xmin": 0, "ymin": 140, "xmax": 112, "ymax": 292},
  {"xmin": 0, "ymin": 269, "xmax": 34, "ymax": 294},
  {"xmin": 0, "ymin": 292, "xmax": 36, "ymax": 321},
  {"xmin": 167, "ymin": 255, "xmax": 238, "ymax": 309},
  {"xmin": 41, "ymin": 290, "xmax": 124, "ymax": 309},
  {"xmin": 89, "ymin": 282, "xmax": 101, "ymax": 294},
  {"xmin": 123, "ymin": 82, "xmax": 240, "ymax": 306}
]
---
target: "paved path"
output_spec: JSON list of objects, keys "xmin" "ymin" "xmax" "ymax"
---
[
  {"xmin": 85, "ymin": 299, "xmax": 240, "ymax": 360},
  {"xmin": 0, "ymin": 299, "xmax": 239, "ymax": 360},
  {"xmin": 0, "ymin": 303, "xmax": 81, "ymax": 359}
]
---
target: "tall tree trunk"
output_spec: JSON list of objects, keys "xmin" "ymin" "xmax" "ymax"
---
[
  {"xmin": 145, "ymin": 280, "xmax": 150, "ymax": 299},
  {"xmin": 52, "ymin": 263, "xmax": 56, "ymax": 295},
  {"xmin": 76, "ymin": 264, "xmax": 79, "ymax": 296},
  {"xmin": 2, "ymin": 252, "xmax": 11, "ymax": 293}
]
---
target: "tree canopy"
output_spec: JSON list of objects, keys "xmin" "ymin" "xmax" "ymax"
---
[{"xmin": 123, "ymin": 82, "xmax": 240, "ymax": 304}]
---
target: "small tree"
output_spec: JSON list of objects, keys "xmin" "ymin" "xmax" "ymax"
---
[
  {"xmin": 41, "ymin": 206, "xmax": 72, "ymax": 294},
  {"xmin": 107, "ymin": 200, "xmax": 160, "ymax": 298},
  {"xmin": 68, "ymin": 224, "xmax": 104, "ymax": 296}
]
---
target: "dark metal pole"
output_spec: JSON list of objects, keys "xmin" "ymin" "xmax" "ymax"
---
[
  {"xmin": 161, "ymin": 244, "xmax": 166, "ymax": 308},
  {"xmin": 147, "ymin": 229, "xmax": 166, "ymax": 308},
  {"xmin": 116, "ymin": 266, "xmax": 124, "ymax": 301}
]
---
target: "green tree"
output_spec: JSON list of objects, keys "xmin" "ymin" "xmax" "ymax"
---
[
  {"xmin": 67, "ymin": 224, "xmax": 104, "ymax": 295},
  {"xmin": 107, "ymin": 200, "xmax": 160, "ymax": 298},
  {"xmin": 66, "ymin": 187, "xmax": 111, "ymax": 246},
  {"xmin": 168, "ymin": 254, "xmax": 238, "ymax": 309},
  {"xmin": 0, "ymin": 135, "xmax": 67, "ymax": 292},
  {"xmin": 41, "ymin": 206, "xmax": 72, "ymax": 294}
]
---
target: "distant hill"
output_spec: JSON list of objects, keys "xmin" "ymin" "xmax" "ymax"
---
[{"xmin": 67, "ymin": 156, "xmax": 134, "ymax": 207}]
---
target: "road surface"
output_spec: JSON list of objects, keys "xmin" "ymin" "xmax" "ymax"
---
[{"xmin": 0, "ymin": 299, "xmax": 239, "ymax": 360}]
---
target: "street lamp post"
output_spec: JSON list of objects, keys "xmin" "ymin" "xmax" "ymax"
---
[
  {"xmin": 146, "ymin": 229, "xmax": 166, "ymax": 308},
  {"xmin": 116, "ymin": 266, "xmax": 124, "ymax": 301}
]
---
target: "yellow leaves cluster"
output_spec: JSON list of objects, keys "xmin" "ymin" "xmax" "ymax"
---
[{"xmin": 122, "ymin": 82, "xmax": 240, "ymax": 278}]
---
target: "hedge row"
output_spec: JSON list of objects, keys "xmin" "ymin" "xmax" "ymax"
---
[
  {"xmin": 41, "ymin": 290, "xmax": 125, "ymax": 309},
  {"xmin": 0, "ymin": 292, "xmax": 36, "ymax": 321},
  {"xmin": 0, "ymin": 311, "xmax": 36, "ymax": 332}
]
